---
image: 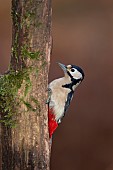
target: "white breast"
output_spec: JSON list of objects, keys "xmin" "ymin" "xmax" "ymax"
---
[{"xmin": 49, "ymin": 77, "xmax": 71, "ymax": 121}]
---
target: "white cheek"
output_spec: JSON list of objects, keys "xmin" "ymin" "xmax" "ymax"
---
[{"xmin": 72, "ymin": 70, "xmax": 82, "ymax": 79}]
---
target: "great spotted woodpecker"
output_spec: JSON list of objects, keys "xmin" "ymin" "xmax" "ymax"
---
[{"xmin": 47, "ymin": 63, "xmax": 84, "ymax": 138}]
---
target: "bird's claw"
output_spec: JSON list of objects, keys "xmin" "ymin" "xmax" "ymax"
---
[{"xmin": 46, "ymin": 88, "xmax": 52, "ymax": 104}]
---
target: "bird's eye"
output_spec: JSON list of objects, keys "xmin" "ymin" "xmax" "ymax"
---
[{"xmin": 71, "ymin": 68, "xmax": 75, "ymax": 72}]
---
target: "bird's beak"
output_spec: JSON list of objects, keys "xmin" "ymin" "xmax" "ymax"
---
[{"xmin": 58, "ymin": 62, "xmax": 67, "ymax": 73}]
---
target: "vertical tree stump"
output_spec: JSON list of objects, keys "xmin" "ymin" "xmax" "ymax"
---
[{"xmin": 0, "ymin": 0, "xmax": 52, "ymax": 169}]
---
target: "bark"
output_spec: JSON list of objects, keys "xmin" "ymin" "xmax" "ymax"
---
[{"xmin": 0, "ymin": 0, "xmax": 52, "ymax": 169}]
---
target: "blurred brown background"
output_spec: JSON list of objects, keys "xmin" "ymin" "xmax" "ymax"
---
[{"xmin": 0, "ymin": 0, "xmax": 113, "ymax": 170}]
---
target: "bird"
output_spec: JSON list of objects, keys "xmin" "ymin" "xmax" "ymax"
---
[{"xmin": 46, "ymin": 62, "xmax": 84, "ymax": 138}]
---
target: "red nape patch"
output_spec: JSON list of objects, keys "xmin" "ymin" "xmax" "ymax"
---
[{"xmin": 48, "ymin": 108, "xmax": 58, "ymax": 138}]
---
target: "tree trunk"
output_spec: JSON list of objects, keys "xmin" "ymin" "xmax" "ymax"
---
[{"xmin": 0, "ymin": 0, "xmax": 52, "ymax": 169}]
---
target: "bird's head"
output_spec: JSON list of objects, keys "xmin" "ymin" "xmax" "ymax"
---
[{"xmin": 58, "ymin": 62, "xmax": 84, "ymax": 86}]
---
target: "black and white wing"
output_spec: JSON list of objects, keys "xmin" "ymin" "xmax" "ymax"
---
[{"xmin": 64, "ymin": 90, "xmax": 74, "ymax": 114}]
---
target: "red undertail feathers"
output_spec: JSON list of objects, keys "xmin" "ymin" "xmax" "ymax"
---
[{"xmin": 48, "ymin": 108, "xmax": 58, "ymax": 138}]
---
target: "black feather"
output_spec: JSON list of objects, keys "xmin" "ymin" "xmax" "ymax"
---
[
  {"xmin": 64, "ymin": 90, "xmax": 74, "ymax": 114},
  {"xmin": 62, "ymin": 78, "xmax": 81, "ymax": 117}
]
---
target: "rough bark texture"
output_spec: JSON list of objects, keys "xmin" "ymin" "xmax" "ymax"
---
[{"xmin": 0, "ymin": 0, "xmax": 52, "ymax": 169}]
